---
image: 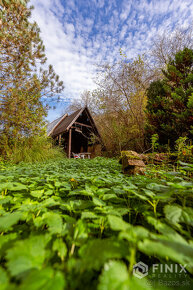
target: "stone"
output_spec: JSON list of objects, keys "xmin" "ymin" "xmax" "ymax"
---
[
  {"xmin": 127, "ymin": 160, "xmax": 145, "ymax": 166},
  {"xmin": 120, "ymin": 150, "xmax": 146, "ymax": 175}
]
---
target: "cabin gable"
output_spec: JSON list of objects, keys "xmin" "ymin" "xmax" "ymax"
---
[{"xmin": 47, "ymin": 107, "xmax": 101, "ymax": 158}]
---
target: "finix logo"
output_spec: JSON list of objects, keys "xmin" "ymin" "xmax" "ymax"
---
[
  {"xmin": 152, "ymin": 264, "xmax": 187, "ymax": 274},
  {"xmin": 133, "ymin": 262, "xmax": 187, "ymax": 279},
  {"xmin": 133, "ymin": 261, "xmax": 148, "ymax": 279}
]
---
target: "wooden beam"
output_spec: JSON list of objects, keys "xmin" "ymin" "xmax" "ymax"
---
[
  {"xmin": 68, "ymin": 128, "xmax": 72, "ymax": 158},
  {"xmin": 74, "ymin": 121, "xmax": 92, "ymax": 128},
  {"xmin": 58, "ymin": 134, "xmax": 61, "ymax": 146}
]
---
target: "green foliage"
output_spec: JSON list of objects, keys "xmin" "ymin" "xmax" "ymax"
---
[
  {"xmin": 0, "ymin": 0, "xmax": 64, "ymax": 158},
  {"xmin": 98, "ymin": 261, "xmax": 130, "ymax": 290},
  {"xmin": 187, "ymin": 93, "xmax": 193, "ymax": 109},
  {"xmin": 18, "ymin": 268, "xmax": 65, "ymax": 290},
  {"xmin": 0, "ymin": 158, "xmax": 193, "ymax": 289},
  {"xmin": 0, "ymin": 266, "xmax": 8, "ymax": 290},
  {"xmin": 145, "ymin": 48, "xmax": 193, "ymax": 148},
  {"xmin": 0, "ymin": 135, "xmax": 65, "ymax": 163},
  {"xmin": 174, "ymin": 137, "xmax": 193, "ymax": 162},
  {"xmin": 0, "ymin": 212, "xmax": 23, "ymax": 231},
  {"xmin": 151, "ymin": 134, "xmax": 159, "ymax": 152},
  {"xmin": 6, "ymin": 235, "xmax": 48, "ymax": 276},
  {"xmin": 175, "ymin": 136, "xmax": 188, "ymax": 155}
]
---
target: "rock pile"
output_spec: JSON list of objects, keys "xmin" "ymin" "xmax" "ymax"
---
[{"xmin": 119, "ymin": 151, "xmax": 146, "ymax": 175}]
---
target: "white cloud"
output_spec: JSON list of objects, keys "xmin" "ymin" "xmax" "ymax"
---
[
  {"xmin": 30, "ymin": 0, "xmax": 193, "ymax": 121},
  {"xmin": 97, "ymin": 0, "xmax": 105, "ymax": 9},
  {"xmin": 31, "ymin": 0, "xmax": 97, "ymax": 103}
]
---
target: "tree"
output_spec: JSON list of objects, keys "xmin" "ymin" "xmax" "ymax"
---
[
  {"xmin": 145, "ymin": 48, "xmax": 193, "ymax": 148},
  {"xmin": 69, "ymin": 55, "xmax": 156, "ymax": 155},
  {"xmin": 65, "ymin": 90, "xmax": 97, "ymax": 115},
  {"xmin": 91, "ymin": 55, "xmax": 155, "ymax": 154},
  {"xmin": 151, "ymin": 27, "xmax": 193, "ymax": 69},
  {"xmin": 0, "ymin": 0, "xmax": 64, "ymax": 148}
]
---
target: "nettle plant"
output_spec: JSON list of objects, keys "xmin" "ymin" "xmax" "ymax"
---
[{"xmin": 0, "ymin": 158, "xmax": 193, "ymax": 289}]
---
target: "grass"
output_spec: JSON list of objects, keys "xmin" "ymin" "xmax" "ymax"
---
[{"xmin": 0, "ymin": 135, "xmax": 65, "ymax": 164}]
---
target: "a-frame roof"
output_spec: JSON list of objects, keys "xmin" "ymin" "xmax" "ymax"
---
[
  {"xmin": 47, "ymin": 107, "xmax": 100, "ymax": 137},
  {"xmin": 47, "ymin": 114, "xmax": 67, "ymax": 136}
]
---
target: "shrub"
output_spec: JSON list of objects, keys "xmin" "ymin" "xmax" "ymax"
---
[{"xmin": 0, "ymin": 135, "xmax": 65, "ymax": 164}]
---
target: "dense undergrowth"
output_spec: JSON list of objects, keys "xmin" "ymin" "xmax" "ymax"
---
[
  {"xmin": 0, "ymin": 158, "xmax": 193, "ymax": 289},
  {"xmin": 0, "ymin": 136, "xmax": 65, "ymax": 164}
]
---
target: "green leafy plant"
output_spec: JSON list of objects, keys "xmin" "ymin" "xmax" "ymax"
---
[
  {"xmin": 151, "ymin": 133, "xmax": 159, "ymax": 152},
  {"xmin": 0, "ymin": 158, "xmax": 193, "ymax": 289},
  {"xmin": 175, "ymin": 136, "xmax": 188, "ymax": 157}
]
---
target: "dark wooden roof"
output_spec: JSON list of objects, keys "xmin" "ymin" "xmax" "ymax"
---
[
  {"xmin": 47, "ymin": 115, "xmax": 65, "ymax": 136},
  {"xmin": 52, "ymin": 108, "xmax": 82, "ymax": 136},
  {"xmin": 47, "ymin": 107, "xmax": 100, "ymax": 137}
]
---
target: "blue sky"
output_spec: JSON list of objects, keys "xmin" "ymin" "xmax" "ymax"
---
[{"xmin": 30, "ymin": 0, "xmax": 193, "ymax": 122}]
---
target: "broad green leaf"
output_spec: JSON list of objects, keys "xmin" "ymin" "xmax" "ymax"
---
[
  {"xmin": 19, "ymin": 268, "xmax": 53, "ymax": 290},
  {"xmin": 93, "ymin": 197, "xmax": 106, "ymax": 206},
  {"xmin": 98, "ymin": 261, "xmax": 129, "ymax": 290},
  {"xmin": 6, "ymin": 235, "xmax": 48, "ymax": 276},
  {"xmin": 79, "ymin": 239, "xmax": 129, "ymax": 270},
  {"xmin": 0, "ymin": 267, "xmax": 9, "ymax": 290},
  {"xmin": 126, "ymin": 190, "xmax": 149, "ymax": 201},
  {"xmin": 54, "ymin": 181, "xmax": 64, "ymax": 188},
  {"xmin": 98, "ymin": 261, "xmax": 154, "ymax": 290},
  {"xmin": 103, "ymin": 194, "xmax": 118, "ymax": 201},
  {"xmin": 0, "ymin": 196, "xmax": 12, "ymax": 205},
  {"xmin": 164, "ymin": 204, "xmax": 193, "ymax": 227},
  {"xmin": 128, "ymin": 277, "xmax": 157, "ymax": 290},
  {"xmin": 0, "ymin": 233, "xmax": 18, "ymax": 257},
  {"xmin": 81, "ymin": 211, "xmax": 99, "ymax": 219},
  {"xmin": 73, "ymin": 219, "xmax": 88, "ymax": 242},
  {"xmin": 53, "ymin": 238, "xmax": 67, "ymax": 261},
  {"xmin": 119, "ymin": 226, "xmax": 149, "ymax": 243},
  {"xmin": 44, "ymin": 189, "xmax": 54, "ymax": 196},
  {"xmin": 142, "ymin": 189, "xmax": 155, "ymax": 198},
  {"xmin": 138, "ymin": 238, "xmax": 193, "ymax": 273},
  {"xmin": 108, "ymin": 215, "xmax": 130, "ymax": 231},
  {"xmin": 42, "ymin": 198, "xmax": 60, "ymax": 207},
  {"xmin": 34, "ymin": 216, "xmax": 44, "ymax": 228},
  {"xmin": 69, "ymin": 200, "xmax": 94, "ymax": 210},
  {"xmin": 44, "ymin": 271, "xmax": 65, "ymax": 290},
  {"xmin": 18, "ymin": 268, "xmax": 65, "ymax": 290},
  {"xmin": 182, "ymin": 207, "xmax": 193, "ymax": 226},
  {"xmin": 146, "ymin": 183, "xmax": 168, "ymax": 191},
  {"xmin": 0, "ymin": 212, "xmax": 23, "ymax": 231},
  {"xmin": 42, "ymin": 212, "xmax": 63, "ymax": 234},
  {"xmin": 30, "ymin": 190, "xmax": 44, "ymax": 198},
  {"xmin": 167, "ymin": 181, "xmax": 193, "ymax": 189},
  {"xmin": 147, "ymin": 216, "xmax": 187, "ymax": 244},
  {"xmin": 105, "ymin": 207, "xmax": 129, "ymax": 216},
  {"xmin": 164, "ymin": 205, "xmax": 182, "ymax": 226},
  {"xmin": 96, "ymin": 188, "xmax": 111, "ymax": 197},
  {"xmin": 78, "ymin": 189, "xmax": 94, "ymax": 197},
  {"xmin": 5, "ymin": 182, "xmax": 27, "ymax": 191}
]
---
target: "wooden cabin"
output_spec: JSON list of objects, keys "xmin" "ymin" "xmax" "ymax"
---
[{"xmin": 47, "ymin": 107, "xmax": 102, "ymax": 158}]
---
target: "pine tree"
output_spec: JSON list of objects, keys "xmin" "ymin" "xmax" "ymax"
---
[
  {"xmin": 0, "ymin": 0, "xmax": 64, "ymax": 144},
  {"xmin": 145, "ymin": 48, "xmax": 193, "ymax": 148}
]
